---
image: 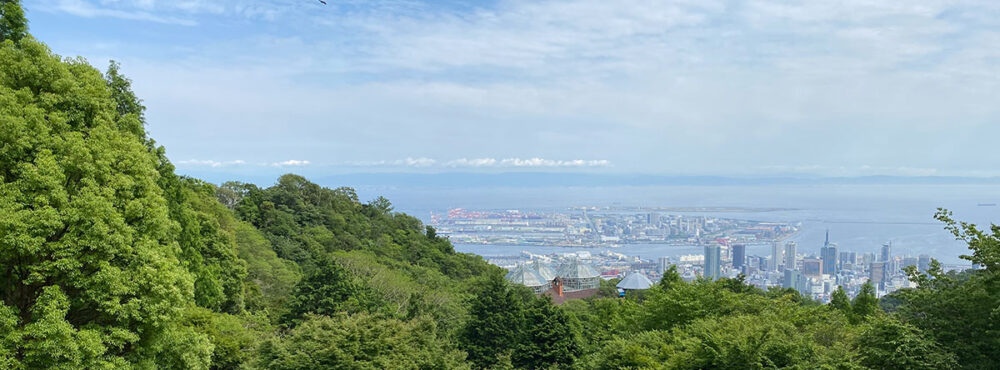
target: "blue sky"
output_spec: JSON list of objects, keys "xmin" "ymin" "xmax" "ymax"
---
[{"xmin": 21, "ymin": 0, "xmax": 1000, "ymax": 178}]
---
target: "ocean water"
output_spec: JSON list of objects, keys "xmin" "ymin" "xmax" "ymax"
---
[{"xmin": 355, "ymin": 184, "xmax": 1000, "ymax": 264}]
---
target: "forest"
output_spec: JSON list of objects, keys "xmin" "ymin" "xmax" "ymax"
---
[{"xmin": 1, "ymin": 1, "xmax": 998, "ymax": 368}]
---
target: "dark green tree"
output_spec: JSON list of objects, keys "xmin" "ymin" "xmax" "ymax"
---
[
  {"xmin": 460, "ymin": 273, "xmax": 527, "ymax": 369},
  {"xmin": 830, "ymin": 286, "xmax": 851, "ymax": 314},
  {"xmin": 0, "ymin": 0, "xmax": 27, "ymax": 43},
  {"xmin": 855, "ymin": 315, "xmax": 958, "ymax": 369},
  {"xmin": 515, "ymin": 297, "xmax": 581, "ymax": 368},
  {"xmin": 852, "ymin": 282, "xmax": 878, "ymax": 322},
  {"xmin": 281, "ymin": 258, "xmax": 384, "ymax": 326},
  {"xmin": 257, "ymin": 313, "xmax": 468, "ymax": 369}
]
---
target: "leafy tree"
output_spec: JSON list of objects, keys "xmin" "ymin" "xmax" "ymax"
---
[
  {"xmin": 660, "ymin": 313, "xmax": 823, "ymax": 369},
  {"xmin": 183, "ymin": 307, "xmax": 270, "ymax": 370},
  {"xmin": 0, "ymin": 0, "xmax": 27, "ymax": 43},
  {"xmin": 0, "ymin": 16, "xmax": 210, "ymax": 366},
  {"xmin": 855, "ymin": 315, "xmax": 958, "ymax": 369},
  {"xmin": 596, "ymin": 277, "xmax": 621, "ymax": 298},
  {"xmin": 830, "ymin": 286, "xmax": 851, "ymax": 314},
  {"xmin": 888, "ymin": 266, "xmax": 999, "ymax": 368},
  {"xmin": 851, "ymin": 282, "xmax": 879, "ymax": 322},
  {"xmin": 104, "ymin": 60, "xmax": 144, "ymax": 136},
  {"xmin": 104, "ymin": 55, "xmax": 249, "ymax": 315},
  {"xmin": 656, "ymin": 265, "xmax": 683, "ymax": 290},
  {"xmin": 460, "ymin": 273, "xmax": 527, "ymax": 369},
  {"xmin": 281, "ymin": 258, "xmax": 385, "ymax": 326},
  {"xmin": 233, "ymin": 223, "xmax": 300, "ymax": 315},
  {"xmin": 936, "ymin": 208, "xmax": 1000, "ymax": 271},
  {"xmin": 256, "ymin": 313, "xmax": 468, "ymax": 370},
  {"xmin": 515, "ymin": 297, "xmax": 581, "ymax": 368}
]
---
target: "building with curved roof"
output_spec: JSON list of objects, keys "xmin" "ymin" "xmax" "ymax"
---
[
  {"xmin": 532, "ymin": 260, "xmax": 557, "ymax": 282},
  {"xmin": 617, "ymin": 272, "xmax": 654, "ymax": 291},
  {"xmin": 555, "ymin": 258, "xmax": 600, "ymax": 292}
]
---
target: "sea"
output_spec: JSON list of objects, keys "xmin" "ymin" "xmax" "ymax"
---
[{"xmin": 354, "ymin": 184, "xmax": 999, "ymax": 265}]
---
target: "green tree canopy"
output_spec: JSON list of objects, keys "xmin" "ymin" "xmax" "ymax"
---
[{"xmin": 0, "ymin": 23, "xmax": 211, "ymax": 367}]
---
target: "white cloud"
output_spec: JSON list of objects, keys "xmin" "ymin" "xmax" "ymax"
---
[
  {"xmin": 357, "ymin": 157, "xmax": 611, "ymax": 168},
  {"xmin": 446, "ymin": 158, "xmax": 498, "ymax": 167},
  {"xmin": 49, "ymin": 0, "xmax": 199, "ymax": 25},
  {"xmin": 271, "ymin": 159, "xmax": 311, "ymax": 167},
  {"xmin": 49, "ymin": 0, "xmax": 1000, "ymax": 176},
  {"xmin": 176, "ymin": 159, "xmax": 246, "ymax": 167},
  {"xmin": 496, "ymin": 158, "xmax": 611, "ymax": 167}
]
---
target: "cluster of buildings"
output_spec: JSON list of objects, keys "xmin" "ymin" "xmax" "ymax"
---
[
  {"xmin": 501, "ymin": 230, "xmax": 976, "ymax": 303},
  {"xmin": 700, "ymin": 231, "xmax": 971, "ymax": 300},
  {"xmin": 504, "ymin": 256, "xmax": 653, "ymax": 303},
  {"xmin": 431, "ymin": 207, "xmax": 796, "ymax": 247}
]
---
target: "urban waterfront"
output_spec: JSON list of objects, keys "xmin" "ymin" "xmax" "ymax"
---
[{"xmin": 358, "ymin": 183, "xmax": 996, "ymax": 301}]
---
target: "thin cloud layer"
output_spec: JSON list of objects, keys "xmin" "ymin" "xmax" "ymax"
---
[{"xmin": 30, "ymin": 0, "xmax": 1000, "ymax": 176}]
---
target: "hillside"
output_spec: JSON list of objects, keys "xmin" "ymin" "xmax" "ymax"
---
[{"xmin": 2, "ymin": 1, "xmax": 998, "ymax": 369}]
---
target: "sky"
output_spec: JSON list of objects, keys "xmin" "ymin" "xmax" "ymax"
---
[{"xmin": 21, "ymin": 0, "xmax": 1000, "ymax": 179}]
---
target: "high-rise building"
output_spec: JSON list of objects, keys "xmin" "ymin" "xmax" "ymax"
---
[
  {"xmin": 704, "ymin": 245, "xmax": 721, "ymax": 280},
  {"xmin": 732, "ymin": 244, "xmax": 746, "ymax": 268},
  {"xmin": 784, "ymin": 241, "xmax": 797, "ymax": 271},
  {"xmin": 802, "ymin": 258, "xmax": 823, "ymax": 277},
  {"xmin": 821, "ymin": 243, "xmax": 838, "ymax": 276},
  {"xmin": 657, "ymin": 257, "xmax": 671, "ymax": 274},
  {"xmin": 870, "ymin": 262, "xmax": 886, "ymax": 290},
  {"xmin": 862, "ymin": 252, "xmax": 876, "ymax": 265},
  {"xmin": 839, "ymin": 251, "xmax": 856, "ymax": 269},
  {"xmin": 783, "ymin": 269, "xmax": 799, "ymax": 289},
  {"xmin": 902, "ymin": 256, "xmax": 918, "ymax": 270},
  {"xmin": 770, "ymin": 242, "xmax": 782, "ymax": 272},
  {"xmin": 881, "ymin": 242, "xmax": 892, "ymax": 262},
  {"xmin": 918, "ymin": 254, "xmax": 931, "ymax": 272}
]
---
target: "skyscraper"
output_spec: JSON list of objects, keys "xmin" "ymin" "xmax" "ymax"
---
[
  {"xmin": 862, "ymin": 252, "xmax": 876, "ymax": 265},
  {"xmin": 918, "ymin": 254, "xmax": 931, "ymax": 272},
  {"xmin": 880, "ymin": 242, "xmax": 892, "ymax": 262},
  {"xmin": 839, "ymin": 251, "xmax": 856, "ymax": 269},
  {"xmin": 770, "ymin": 242, "xmax": 781, "ymax": 271},
  {"xmin": 732, "ymin": 244, "xmax": 746, "ymax": 268},
  {"xmin": 657, "ymin": 257, "xmax": 671, "ymax": 274},
  {"xmin": 784, "ymin": 241, "xmax": 797, "ymax": 271},
  {"xmin": 704, "ymin": 245, "xmax": 721, "ymax": 280},
  {"xmin": 870, "ymin": 262, "xmax": 886, "ymax": 290},
  {"xmin": 783, "ymin": 269, "xmax": 799, "ymax": 289},
  {"xmin": 821, "ymin": 243, "xmax": 838, "ymax": 276}
]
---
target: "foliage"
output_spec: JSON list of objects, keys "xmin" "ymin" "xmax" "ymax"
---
[
  {"xmin": 1, "ymin": 0, "xmax": 27, "ymax": 43},
  {"xmin": 0, "ymin": 21, "xmax": 210, "ymax": 366},
  {"xmin": 851, "ymin": 282, "xmax": 879, "ymax": 323},
  {"xmin": 935, "ymin": 208, "xmax": 1000, "ymax": 271},
  {"xmin": 5, "ymin": 3, "xmax": 1000, "ymax": 368},
  {"xmin": 855, "ymin": 315, "xmax": 958, "ymax": 369},
  {"xmin": 460, "ymin": 273, "xmax": 526, "ymax": 368},
  {"xmin": 255, "ymin": 313, "xmax": 468, "ymax": 370},
  {"xmin": 515, "ymin": 297, "xmax": 581, "ymax": 369},
  {"xmin": 280, "ymin": 258, "xmax": 386, "ymax": 327}
]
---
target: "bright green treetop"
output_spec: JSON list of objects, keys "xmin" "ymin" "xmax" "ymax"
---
[{"xmin": 0, "ymin": 11, "xmax": 211, "ymax": 368}]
